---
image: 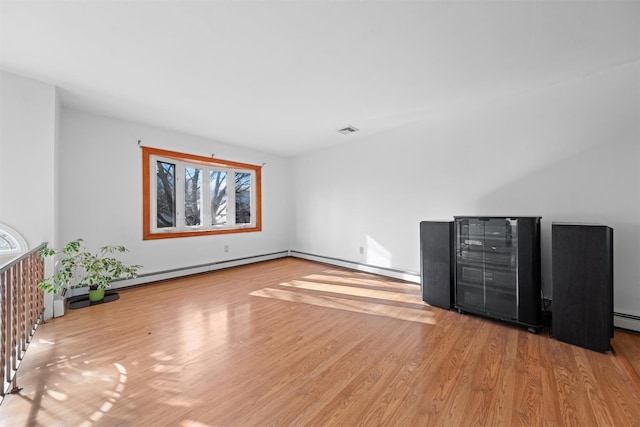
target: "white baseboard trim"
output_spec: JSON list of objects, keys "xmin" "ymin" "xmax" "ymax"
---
[
  {"xmin": 59, "ymin": 249, "xmax": 640, "ymax": 333},
  {"xmin": 614, "ymin": 313, "xmax": 640, "ymax": 332},
  {"xmin": 290, "ymin": 250, "xmax": 421, "ymax": 284},
  {"xmin": 69, "ymin": 251, "xmax": 290, "ymax": 297}
]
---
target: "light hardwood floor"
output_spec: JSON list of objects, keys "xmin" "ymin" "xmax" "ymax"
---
[{"xmin": 1, "ymin": 257, "xmax": 639, "ymax": 426}]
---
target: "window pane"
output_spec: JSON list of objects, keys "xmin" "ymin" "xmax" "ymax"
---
[
  {"xmin": 235, "ymin": 172, "xmax": 251, "ymax": 224},
  {"xmin": 156, "ymin": 161, "xmax": 176, "ymax": 228},
  {"xmin": 210, "ymin": 171, "xmax": 227, "ymax": 225},
  {"xmin": 184, "ymin": 167, "xmax": 202, "ymax": 226},
  {"xmin": 0, "ymin": 224, "xmax": 27, "ymax": 253},
  {"xmin": 0, "ymin": 232, "xmax": 18, "ymax": 252}
]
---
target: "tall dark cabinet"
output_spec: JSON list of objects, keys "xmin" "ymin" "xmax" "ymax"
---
[
  {"xmin": 454, "ymin": 216, "xmax": 542, "ymax": 332},
  {"xmin": 552, "ymin": 223, "xmax": 614, "ymax": 352},
  {"xmin": 420, "ymin": 221, "xmax": 454, "ymax": 309}
]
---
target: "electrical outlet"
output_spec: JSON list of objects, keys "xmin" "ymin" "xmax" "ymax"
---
[
  {"xmin": 224, "ymin": 245, "xmax": 229, "ymax": 253},
  {"xmin": 359, "ymin": 246, "xmax": 364, "ymax": 254}
]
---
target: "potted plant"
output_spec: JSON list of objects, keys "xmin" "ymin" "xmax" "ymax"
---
[{"xmin": 39, "ymin": 238, "xmax": 141, "ymax": 302}]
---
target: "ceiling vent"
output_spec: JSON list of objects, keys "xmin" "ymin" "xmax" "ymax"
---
[{"xmin": 337, "ymin": 125, "xmax": 359, "ymax": 135}]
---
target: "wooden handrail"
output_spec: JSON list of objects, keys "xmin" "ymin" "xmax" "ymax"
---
[{"xmin": 0, "ymin": 242, "xmax": 46, "ymax": 400}]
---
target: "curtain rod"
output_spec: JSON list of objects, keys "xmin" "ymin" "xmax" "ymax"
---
[{"xmin": 137, "ymin": 139, "xmax": 266, "ymax": 167}]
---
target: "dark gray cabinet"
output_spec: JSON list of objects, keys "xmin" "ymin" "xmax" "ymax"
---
[
  {"xmin": 454, "ymin": 216, "xmax": 542, "ymax": 332},
  {"xmin": 420, "ymin": 221, "xmax": 454, "ymax": 309},
  {"xmin": 552, "ymin": 223, "xmax": 613, "ymax": 352}
]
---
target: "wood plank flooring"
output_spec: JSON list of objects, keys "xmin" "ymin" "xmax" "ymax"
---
[{"xmin": 1, "ymin": 257, "xmax": 639, "ymax": 426}]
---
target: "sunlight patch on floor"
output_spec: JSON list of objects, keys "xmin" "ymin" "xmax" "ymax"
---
[
  {"xmin": 148, "ymin": 349, "xmax": 204, "ymax": 408},
  {"xmin": 151, "ymin": 351, "xmax": 174, "ymax": 361},
  {"xmin": 153, "ymin": 364, "xmax": 183, "ymax": 373},
  {"xmin": 302, "ymin": 274, "xmax": 419, "ymax": 291},
  {"xmin": 280, "ymin": 280, "xmax": 423, "ymax": 305},
  {"xmin": 249, "ymin": 287, "xmax": 436, "ymax": 325},
  {"xmin": 181, "ymin": 420, "xmax": 213, "ymax": 427},
  {"xmin": 77, "ymin": 362, "xmax": 127, "ymax": 427},
  {"xmin": 46, "ymin": 389, "xmax": 68, "ymax": 401}
]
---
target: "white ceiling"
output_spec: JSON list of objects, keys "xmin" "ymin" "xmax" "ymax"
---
[{"xmin": 1, "ymin": 1, "xmax": 638, "ymax": 157}]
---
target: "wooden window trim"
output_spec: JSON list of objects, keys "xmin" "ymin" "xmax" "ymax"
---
[{"xmin": 142, "ymin": 146, "xmax": 262, "ymax": 240}]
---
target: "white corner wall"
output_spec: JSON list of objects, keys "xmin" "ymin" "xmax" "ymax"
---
[
  {"xmin": 0, "ymin": 71, "xmax": 57, "ymax": 248},
  {"xmin": 1, "ymin": 71, "xmax": 58, "ymax": 319},
  {"xmin": 291, "ymin": 62, "xmax": 640, "ymax": 319},
  {"xmin": 58, "ymin": 108, "xmax": 292, "ymax": 281}
]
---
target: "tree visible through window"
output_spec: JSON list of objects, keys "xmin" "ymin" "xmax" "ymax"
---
[
  {"xmin": 156, "ymin": 161, "xmax": 176, "ymax": 228},
  {"xmin": 235, "ymin": 172, "xmax": 251, "ymax": 224},
  {"xmin": 142, "ymin": 147, "xmax": 261, "ymax": 240},
  {"xmin": 184, "ymin": 167, "xmax": 202, "ymax": 226},
  {"xmin": 210, "ymin": 171, "xmax": 227, "ymax": 225}
]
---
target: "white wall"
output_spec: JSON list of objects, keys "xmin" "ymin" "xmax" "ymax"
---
[
  {"xmin": 0, "ymin": 71, "xmax": 57, "ymax": 248},
  {"xmin": 0, "ymin": 71, "xmax": 58, "ymax": 318},
  {"xmin": 3, "ymin": 65, "xmax": 638, "ymax": 321},
  {"xmin": 291, "ymin": 62, "xmax": 640, "ymax": 318},
  {"xmin": 58, "ymin": 108, "xmax": 292, "ymax": 279}
]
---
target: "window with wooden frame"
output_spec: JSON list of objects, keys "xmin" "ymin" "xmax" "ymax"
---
[{"xmin": 142, "ymin": 147, "xmax": 262, "ymax": 240}]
